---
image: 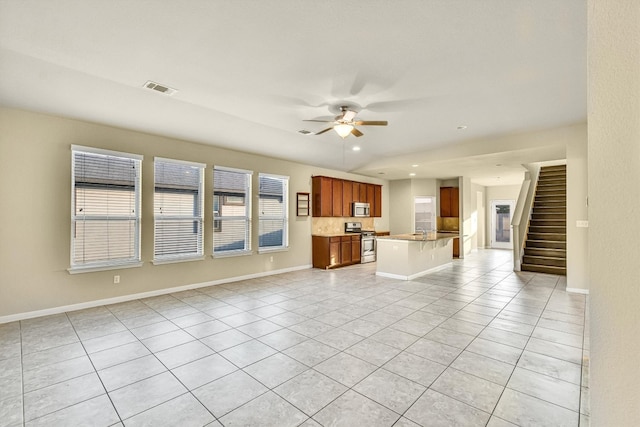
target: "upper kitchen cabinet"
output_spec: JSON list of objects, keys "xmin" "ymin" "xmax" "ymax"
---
[
  {"xmin": 440, "ymin": 186, "xmax": 459, "ymax": 217},
  {"xmin": 332, "ymin": 178, "xmax": 343, "ymax": 217},
  {"xmin": 312, "ymin": 175, "xmax": 382, "ymax": 217},
  {"xmin": 342, "ymin": 180, "xmax": 353, "ymax": 217},
  {"xmin": 312, "ymin": 176, "xmax": 333, "ymax": 217}
]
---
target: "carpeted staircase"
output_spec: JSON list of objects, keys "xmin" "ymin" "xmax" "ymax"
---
[{"xmin": 522, "ymin": 165, "xmax": 567, "ymax": 275}]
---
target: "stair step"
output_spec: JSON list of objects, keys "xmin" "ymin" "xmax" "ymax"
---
[
  {"xmin": 523, "ymin": 255, "xmax": 566, "ymax": 267},
  {"xmin": 530, "ymin": 219, "xmax": 566, "ymax": 227},
  {"xmin": 526, "ymin": 239, "xmax": 567, "ymax": 249},
  {"xmin": 521, "ymin": 263, "xmax": 567, "ymax": 275},
  {"xmin": 541, "ymin": 165, "xmax": 567, "ymax": 172},
  {"xmin": 538, "ymin": 177, "xmax": 566, "ymax": 184},
  {"xmin": 524, "ymin": 247, "xmax": 567, "ymax": 258},
  {"xmin": 534, "ymin": 200, "xmax": 566, "ymax": 207},
  {"xmin": 529, "ymin": 226, "xmax": 567, "ymax": 234},
  {"xmin": 528, "ymin": 232, "xmax": 566, "ymax": 241},
  {"xmin": 532, "ymin": 213, "xmax": 566, "ymax": 220}
]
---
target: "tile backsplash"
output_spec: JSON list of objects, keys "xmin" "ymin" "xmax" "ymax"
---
[
  {"xmin": 312, "ymin": 217, "xmax": 375, "ymax": 234},
  {"xmin": 438, "ymin": 216, "xmax": 460, "ymax": 231}
]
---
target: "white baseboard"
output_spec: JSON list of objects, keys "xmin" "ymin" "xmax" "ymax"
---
[
  {"xmin": 0, "ymin": 264, "xmax": 312, "ymax": 324},
  {"xmin": 566, "ymin": 287, "xmax": 589, "ymax": 295}
]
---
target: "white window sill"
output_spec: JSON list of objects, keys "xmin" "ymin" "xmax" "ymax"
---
[
  {"xmin": 258, "ymin": 247, "xmax": 289, "ymax": 254},
  {"xmin": 212, "ymin": 250, "xmax": 253, "ymax": 259},
  {"xmin": 152, "ymin": 256, "xmax": 205, "ymax": 266},
  {"xmin": 68, "ymin": 262, "xmax": 144, "ymax": 274}
]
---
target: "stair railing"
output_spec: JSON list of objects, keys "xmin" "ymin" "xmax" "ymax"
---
[{"xmin": 511, "ymin": 164, "xmax": 541, "ymax": 270}]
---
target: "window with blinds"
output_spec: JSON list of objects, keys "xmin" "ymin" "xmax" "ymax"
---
[
  {"xmin": 415, "ymin": 196, "xmax": 436, "ymax": 232},
  {"xmin": 258, "ymin": 173, "xmax": 289, "ymax": 251},
  {"xmin": 154, "ymin": 158, "xmax": 204, "ymax": 262},
  {"xmin": 213, "ymin": 166, "xmax": 252, "ymax": 256},
  {"xmin": 70, "ymin": 146, "xmax": 142, "ymax": 271}
]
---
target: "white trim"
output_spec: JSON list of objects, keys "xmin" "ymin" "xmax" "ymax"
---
[
  {"xmin": 212, "ymin": 250, "xmax": 253, "ymax": 259},
  {"xmin": 566, "ymin": 287, "xmax": 589, "ymax": 295},
  {"xmin": 214, "ymin": 165, "xmax": 254, "ymax": 175},
  {"xmin": 152, "ymin": 256, "xmax": 205, "ymax": 265},
  {"xmin": 375, "ymin": 263, "xmax": 451, "ymax": 281},
  {"xmin": 154, "ymin": 156, "xmax": 206, "ymax": 169},
  {"xmin": 67, "ymin": 262, "xmax": 144, "ymax": 274},
  {"xmin": 258, "ymin": 247, "xmax": 289, "ymax": 254},
  {"xmin": 71, "ymin": 144, "xmax": 143, "ymax": 160},
  {"xmin": 1, "ymin": 264, "xmax": 313, "ymax": 324}
]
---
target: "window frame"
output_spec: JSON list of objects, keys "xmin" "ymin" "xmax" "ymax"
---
[
  {"xmin": 152, "ymin": 157, "xmax": 205, "ymax": 264},
  {"xmin": 414, "ymin": 195, "xmax": 437, "ymax": 233},
  {"xmin": 69, "ymin": 145, "xmax": 143, "ymax": 274},
  {"xmin": 258, "ymin": 173, "xmax": 289, "ymax": 253},
  {"xmin": 213, "ymin": 166, "xmax": 253, "ymax": 258}
]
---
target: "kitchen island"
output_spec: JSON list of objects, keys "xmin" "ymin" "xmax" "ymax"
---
[{"xmin": 376, "ymin": 232, "xmax": 459, "ymax": 280}]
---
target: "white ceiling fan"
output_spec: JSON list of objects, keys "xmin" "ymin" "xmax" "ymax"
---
[{"xmin": 303, "ymin": 106, "xmax": 388, "ymax": 138}]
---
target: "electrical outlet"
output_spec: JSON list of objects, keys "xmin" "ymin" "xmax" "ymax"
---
[
  {"xmin": 269, "ymin": 256, "xmax": 273, "ymax": 262},
  {"xmin": 113, "ymin": 275, "xmax": 120, "ymax": 284},
  {"xmin": 576, "ymin": 220, "xmax": 589, "ymax": 228}
]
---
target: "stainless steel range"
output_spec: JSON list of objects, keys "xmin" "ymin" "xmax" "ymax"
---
[{"xmin": 345, "ymin": 222, "xmax": 376, "ymax": 264}]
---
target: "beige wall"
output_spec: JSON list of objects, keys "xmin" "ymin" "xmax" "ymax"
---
[
  {"xmin": 588, "ymin": 1, "xmax": 640, "ymax": 424},
  {"xmin": 0, "ymin": 108, "xmax": 388, "ymax": 319},
  {"xmin": 388, "ymin": 178, "xmax": 439, "ymax": 235},
  {"xmin": 566, "ymin": 130, "xmax": 589, "ymax": 292}
]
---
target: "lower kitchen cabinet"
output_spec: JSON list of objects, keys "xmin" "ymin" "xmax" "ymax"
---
[
  {"xmin": 453, "ymin": 238, "xmax": 460, "ymax": 258},
  {"xmin": 312, "ymin": 235, "xmax": 361, "ymax": 269}
]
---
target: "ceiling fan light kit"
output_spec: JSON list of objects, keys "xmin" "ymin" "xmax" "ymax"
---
[
  {"xmin": 303, "ymin": 105, "xmax": 388, "ymax": 139},
  {"xmin": 334, "ymin": 123, "xmax": 354, "ymax": 138}
]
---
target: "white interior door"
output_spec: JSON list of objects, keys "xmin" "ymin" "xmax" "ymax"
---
[{"xmin": 490, "ymin": 200, "xmax": 515, "ymax": 249}]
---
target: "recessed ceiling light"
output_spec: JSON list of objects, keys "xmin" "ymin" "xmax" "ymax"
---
[
  {"xmin": 457, "ymin": 125, "xmax": 467, "ymax": 130},
  {"xmin": 412, "ymin": 164, "xmax": 419, "ymax": 168},
  {"xmin": 378, "ymin": 172, "xmax": 386, "ymax": 175},
  {"xmin": 409, "ymin": 173, "xmax": 416, "ymax": 177},
  {"xmin": 352, "ymin": 146, "xmax": 361, "ymax": 151}
]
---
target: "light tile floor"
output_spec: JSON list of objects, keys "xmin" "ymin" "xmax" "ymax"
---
[{"xmin": 0, "ymin": 249, "xmax": 590, "ymax": 427}]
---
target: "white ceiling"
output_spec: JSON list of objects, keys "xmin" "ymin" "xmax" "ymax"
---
[{"xmin": 0, "ymin": 0, "xmax": 586, "ymax": 185}]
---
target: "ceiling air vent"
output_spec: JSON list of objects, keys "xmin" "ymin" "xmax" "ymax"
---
[{"xmin": 143, "ymin": 81, "xmax": 177, "ymax": 96}]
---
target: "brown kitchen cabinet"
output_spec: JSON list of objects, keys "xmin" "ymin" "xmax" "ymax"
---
[
  {"xmin": 312, "ymin": 175, "xmax": 382, "ymax": 218},
  {"xmin": 312, "ymin": 176, "xmax": 333, "ymax": 217},
  {"xmin": 373, "ymin": 185, "xmax": 382, "ymax": 217},
  {"xmin": 453, "ymin": 238, "xmax": 460, "ymax": 258},
  {"xmin": 342, "ymin": 180, "xmax": 353, "ymax": 217},
  {"xmin": 332, "ymin": 178, "xmax": 343, "ymax": 217},
  {"xmin": 440, "ymin": 187, "xmax": 459, "ymax": 218},
  {"xmin": 312, "ymin": 235, "xmax": 361, "ymax": 269}
]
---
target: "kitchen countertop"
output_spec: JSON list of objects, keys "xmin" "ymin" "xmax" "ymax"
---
[{"xmin": 377, "ymin": 232, "xmax": 460, "ymax": 242}]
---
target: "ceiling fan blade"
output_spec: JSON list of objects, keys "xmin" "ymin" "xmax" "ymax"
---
[
  {"xmin": 354, "ymin": 120, "xmax": 388, "ymax": 126},
  {"xmin": 314, "ymin": 127, "xmax": 334, "ymax": 135},
  {"xmin": 351, "ymin": 127, "xmax": 364, "ymax": 137},
  {"xmin": 303, "ymin": 119, "xmax": 335, "ymax": 123}
]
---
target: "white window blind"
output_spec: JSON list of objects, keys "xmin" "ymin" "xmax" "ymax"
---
[
  {"xmin": 71, "ymin": 146, "xmax": 142, "ymax": 271},
  {"xmin": 415, "ymin": 196, "xmax": 436, "ymax": 232},
  {"xmin": 154, "ymin": 158, "xmax": 204, "ymax": 262},
  {"xmin": 258, "ymin": 173, "xmax": 289, "ymax": 251},
  {"xmin": 213, "ymin": 166, "xmax": 252, "ymax": 256}
]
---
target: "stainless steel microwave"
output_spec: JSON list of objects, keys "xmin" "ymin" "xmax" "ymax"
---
[{"xmin": 352, "ymin": 202, "xmax": 370, "ymax": 217}]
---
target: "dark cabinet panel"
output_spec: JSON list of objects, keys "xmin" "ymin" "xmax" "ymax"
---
[
  {"xmin": 440, "ymin": 187, "xmax": 459, "ymax": 218},
  {"xmin": 342, "ymin": 180, "xmax": 353, "ymax": 217},
  {"xmin": 373, "ymin": 185, "xmax": 382, "ymax": 217},
  {"xmin": 453, "ymin": 238, "xmax": 460, "ymax": 258},
  {"xmin": 351, "ymin": 235, "xmax": 361, "ymax": 262},
  {"xmin": 332, "ymin": 178, "xmax": 343, "ymax": 217},
  {"xmin": 341, "ymin": 236, "xmax": 352, "ymax": 264},
  {"xmin": 312, "ymin": 176, "xmax": 333, "ymax": 217}
]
